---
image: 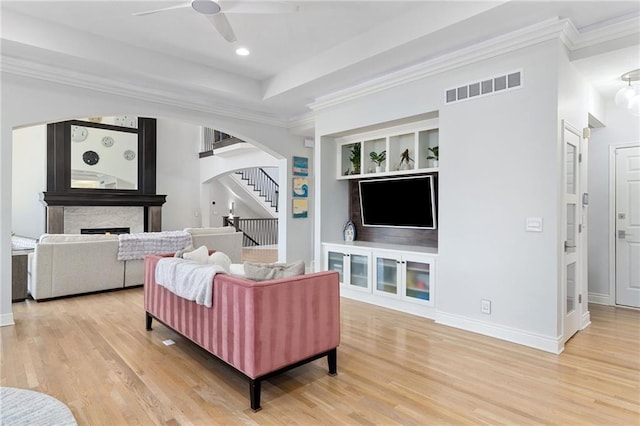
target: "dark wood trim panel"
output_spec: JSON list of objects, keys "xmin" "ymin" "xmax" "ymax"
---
[
  {"xmin": 348, "ymin": 173, "xmax": 438, "ymax": 248},
  {"xmin": 139, "ymin": 119, "xmax": 157, "ymax": 195},
  {"xmin": 42, "ymin": 193, "xmax": 166, "ymax": 207}
]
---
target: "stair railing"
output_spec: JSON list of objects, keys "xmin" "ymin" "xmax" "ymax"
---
[
  {"xmin": 235, "ymin": 168, "xmax": 279, "ymax": 212},
  {"xmin": 224, "ymin": 216, "xmax": 278, "ymax": 247}
]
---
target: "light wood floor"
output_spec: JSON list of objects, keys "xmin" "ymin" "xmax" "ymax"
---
[
  {"xmin": 2, "ymin": 290, "xmax": 639, "ymax": 425},
  {"xmin": 242, "ymin": 246, "xmax": 278, "ymax": 263}
]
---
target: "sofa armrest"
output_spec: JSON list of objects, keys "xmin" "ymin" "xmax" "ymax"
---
[
  {"xmin": 213, "ymin": 272, "xmax": 340, "ymax": 378},
  {"xmin": 30, "ymin": 244, "xmax": 54, "ymax": 300}
]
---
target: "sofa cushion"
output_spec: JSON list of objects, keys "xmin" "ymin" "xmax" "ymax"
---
[
  {"xmin": 244, "ymin": 260, "xmax": 305, "ymax": 282},
  {"xmin": 208, "ymin": 251, "xmax": 231, "ymax": 273},
  {"xmin": 39, "ymin": 233, "xmax": 118, "ymax": 243},
  {"xmin": 184, "ymin": 226, "xmax": 236, "ymax": 235},
  {"xmin": 183, "ymin": 245, "xmax": 209, "ymax": 263}
]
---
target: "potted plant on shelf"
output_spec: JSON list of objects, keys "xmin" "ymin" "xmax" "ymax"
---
[
  {"xmin": 397, "ymin": 148, "xmax": 414, "ymax": 171},
  {"xmin": 369, "ymin": 150, "xmax": 386, "ymax": 173},
  {"xmin": 349, "ymin": 143, "xmax": 361, "ymax": 174},
  {"xmin": 427, "ymin": 146, "xmax": 439, "ymax": 167}
]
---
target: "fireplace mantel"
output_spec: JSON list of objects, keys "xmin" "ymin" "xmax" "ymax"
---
[{"xmin": 42, "ymin": 192, "xmax": 166, "ymax": 207}]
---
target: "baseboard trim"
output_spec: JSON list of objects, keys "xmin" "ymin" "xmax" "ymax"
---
[
  {"xmin": 581, "ymin": 311, "xmax": 591, "ymax": 330},
  {"xmin": 0, "ymin": 312, "xmax": 15, "ymax": 327},
  {"xmin": 435, "ymin": 311, "xmax": 563, "ymax": 354},
  {"xmin": 588, "ymin": 292, "xmax": 611, "ymax": 305}
]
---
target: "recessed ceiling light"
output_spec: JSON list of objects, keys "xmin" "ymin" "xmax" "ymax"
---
[{"xmin": 236, "ymin": 47, "xmax": 250, "ymax": 56}]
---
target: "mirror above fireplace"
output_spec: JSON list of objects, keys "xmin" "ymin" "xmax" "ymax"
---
[{"xmin": 70, "ymin": 124, "xmax": 139, "ymax": 190}]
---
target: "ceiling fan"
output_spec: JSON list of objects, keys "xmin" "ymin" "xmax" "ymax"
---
[{"xmin": 133, "ymin": 0, "xmax": 298, "ymax": 43}]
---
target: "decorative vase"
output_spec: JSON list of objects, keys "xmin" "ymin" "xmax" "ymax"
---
[
  {"xmin": 433, "ymin": 160, "xmax": 439, "ymax": 168},
  {"xmin": 375, "ymin": 165, "xmax": 383, "ymax": 173}
]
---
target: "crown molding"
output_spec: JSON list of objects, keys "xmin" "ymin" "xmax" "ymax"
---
[
  {"xmin": 285, "ymin": 111, "xmax": 315, "ymax": 134},
  {"xmin": 308, "ymin": 18, "xmax": 570, "ymax": 112},
  {"xmin": 0, "ymin": 55, "xmax": 292, "ymax": 129},
  {"xmin": 308, "ymin": 16, "xmax": 639, "ymax": 112},
  {"xmin": 569, "ymin": 16, "xmax": 640, "ymax": 51}
]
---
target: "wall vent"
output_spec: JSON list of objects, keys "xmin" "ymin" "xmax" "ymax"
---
[{"xmin": 445, "ymin": 70, "xmax": 522, "ymax": 104}]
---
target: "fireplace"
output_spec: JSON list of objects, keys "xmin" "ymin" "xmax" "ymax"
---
[
  {"xmin": 42, "ymin": 118, "xmax": 166, "ymax": 233},
  {"xmin": 81, "ymin": 227, "xmax": 130, "ymax": 235}
]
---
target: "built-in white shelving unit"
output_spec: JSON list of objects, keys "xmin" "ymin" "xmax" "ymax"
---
[
  {"xmin": 336, "ymin": 119, "xmax": 439, "ymax": 180},
  {"xmin": 323, "ymin": 241, "xmax": 437, "ymax": 318}
]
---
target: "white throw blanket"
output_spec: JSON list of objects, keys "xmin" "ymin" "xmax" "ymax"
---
[
  {"xmin": 117, "ymin": 231, "xmax": 192, "ymax": 261},
  {"xmin": 154, "ymin": 258, "xmax": 226, "ymax": 308}
]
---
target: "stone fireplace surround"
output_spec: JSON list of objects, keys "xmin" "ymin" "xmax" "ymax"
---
[
  {"xmin": 45, "ymin": 201, "xmax": 163, "ymax": 234},
  {"xmin": 63, "ymin": 206, "xmax": 143, "ymax": 234}
]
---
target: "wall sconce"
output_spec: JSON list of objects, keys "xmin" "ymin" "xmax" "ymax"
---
[{"xmin": 615, "ymin": 69, "xmax": 640, "ymax": 117}]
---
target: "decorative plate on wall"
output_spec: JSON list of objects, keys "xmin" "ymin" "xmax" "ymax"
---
[
  {"xmin": 123, "ymin": 150, "xmax": 136, "ymax": 161},
  {"xmin": 101, "ymin": 136, "xmax": 115, "ymax": 148},
  {"xmin": 114, "ymin": 116, "xmax": 138, "ymax": 128},
  {"xmin": 82, "ymin": 150, "xmax": 99, "ymax": 166},
  {"xmin": 71, "ymin": 125, "xmax": 88, "ymax": 142}
]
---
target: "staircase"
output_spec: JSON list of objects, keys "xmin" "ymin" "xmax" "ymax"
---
[{"xmin": 235, "ymin": 168, "xmax": 279, "ymax": 214}]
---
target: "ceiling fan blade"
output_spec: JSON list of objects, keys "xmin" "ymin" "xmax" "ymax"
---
[
  {"xmin": 221, "ymin": 1, "xmax": 299, "ymax": 14},
  {"xmin": 206, "ymin": 13, "xmax": 237, "ymax": 42},
  {"xmin": 132, "ymin": 2, "xmax": 191, "ymax": 16}
]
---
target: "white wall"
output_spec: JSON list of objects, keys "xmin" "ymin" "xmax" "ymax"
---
[
  {"xmin": 588, "ymin": 98, "xmax": 640, "ymax": 302},
  {"xmin": 0, "ymin": 73, "xmax": 310, "ymax": 326},
  {"xmin": 315, "ymin": 40, "xmax": 567, "ymax": 351},
  {"xmin": 155, "ymin": 118, "xmax": 202, "ymax": 231},
  {"xmin": 12, "ymin": 124, "xmax": 46, "ymax": 238}
]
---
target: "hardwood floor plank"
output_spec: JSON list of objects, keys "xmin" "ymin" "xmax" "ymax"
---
[{"xmin": 1, "ymin": 290, "xmax": 639, "ymax": 425}]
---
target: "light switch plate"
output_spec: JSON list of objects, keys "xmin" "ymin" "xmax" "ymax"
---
[{"xmin": 526, "ymin": 217, "xmax": 543, "ymax": 232}]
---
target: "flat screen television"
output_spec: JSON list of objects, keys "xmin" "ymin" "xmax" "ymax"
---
[{"xmin": 359, "ymin": 175, "xmax": 437, "ymax": 229}]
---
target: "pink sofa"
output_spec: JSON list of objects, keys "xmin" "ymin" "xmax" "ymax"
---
[{"xmin": 144, "ymin": 254, "xmax": 341, "ymax": 411}]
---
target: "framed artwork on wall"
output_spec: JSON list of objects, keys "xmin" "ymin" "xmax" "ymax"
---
[
  {"xmin": 293, "ymin": 199, "xmax": 308, "ymax": 218},
  {"xmin": 292, "ymin": 156, "xmax": 308, "ymax": 176},
  {"xmin": 293, "ymin": 178, "xmax": 308, "ymax": 198}
]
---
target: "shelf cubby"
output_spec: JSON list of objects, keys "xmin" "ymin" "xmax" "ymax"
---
[{"xmin": 336, "ymin": 119, "xmax": 439, "ymax": 180}]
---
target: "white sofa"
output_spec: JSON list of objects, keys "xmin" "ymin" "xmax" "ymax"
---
[{"xmin": 28, "ymin": 227, "xmax": 243, "ymax": 301}]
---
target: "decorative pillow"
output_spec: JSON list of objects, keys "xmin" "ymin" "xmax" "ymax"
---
[
  {"xmin": 243, "ymin": 260, "xmax": 305, "ymax": 282},
  {"xmin": 174, "ymin": 245, "xmax": 195, "ymax": 258},
  {"xmin": 229, "ymin": 263, "xmax": 246, "ymax": 278},
  {"xmin": 182, "ymin": 245, "xmax": 209, "ymax": 264},
  {"xmin": 208, "ymin": 251, "xmax": 231, "ymax": 273}
]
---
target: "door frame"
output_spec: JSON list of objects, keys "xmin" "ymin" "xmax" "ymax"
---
[
  {"xmin": 609, "ymin": 142, "xmax": 640, "ymax": 306},
  {"xmin": 561, "ymin": 121, "xmax": 583, "ymax": 344}
]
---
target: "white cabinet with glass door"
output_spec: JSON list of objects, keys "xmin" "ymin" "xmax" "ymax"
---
[
  {"xmin": 373, "ymin": 251, "xmax": 434, "ymax": 306},
  {"xmin": 323, "ymin": 244, "xmax": 371, "ymax": 292}
]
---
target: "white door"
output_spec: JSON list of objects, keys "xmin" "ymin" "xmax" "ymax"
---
[
  {"xmin": 563, "ymin": 123, "xmax": 582, "ymax": 342},
  {"xmin": 615, "ymin": 146, "xmax": 640, "ymax": 308}
]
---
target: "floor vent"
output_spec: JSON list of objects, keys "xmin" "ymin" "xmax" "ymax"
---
[{"xmin": 445, "ymin": 70, "xmax": 522, "ymax": 104}]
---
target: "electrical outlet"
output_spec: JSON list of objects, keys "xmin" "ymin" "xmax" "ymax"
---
[{"xmin": 481, "ymin": 299, "xmax": 491, "ymax": 314}]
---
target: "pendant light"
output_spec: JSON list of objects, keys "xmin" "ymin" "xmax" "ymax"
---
[{"xmin": 615, "ymin": 69, "xmax": 640, "ymax": 114}]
